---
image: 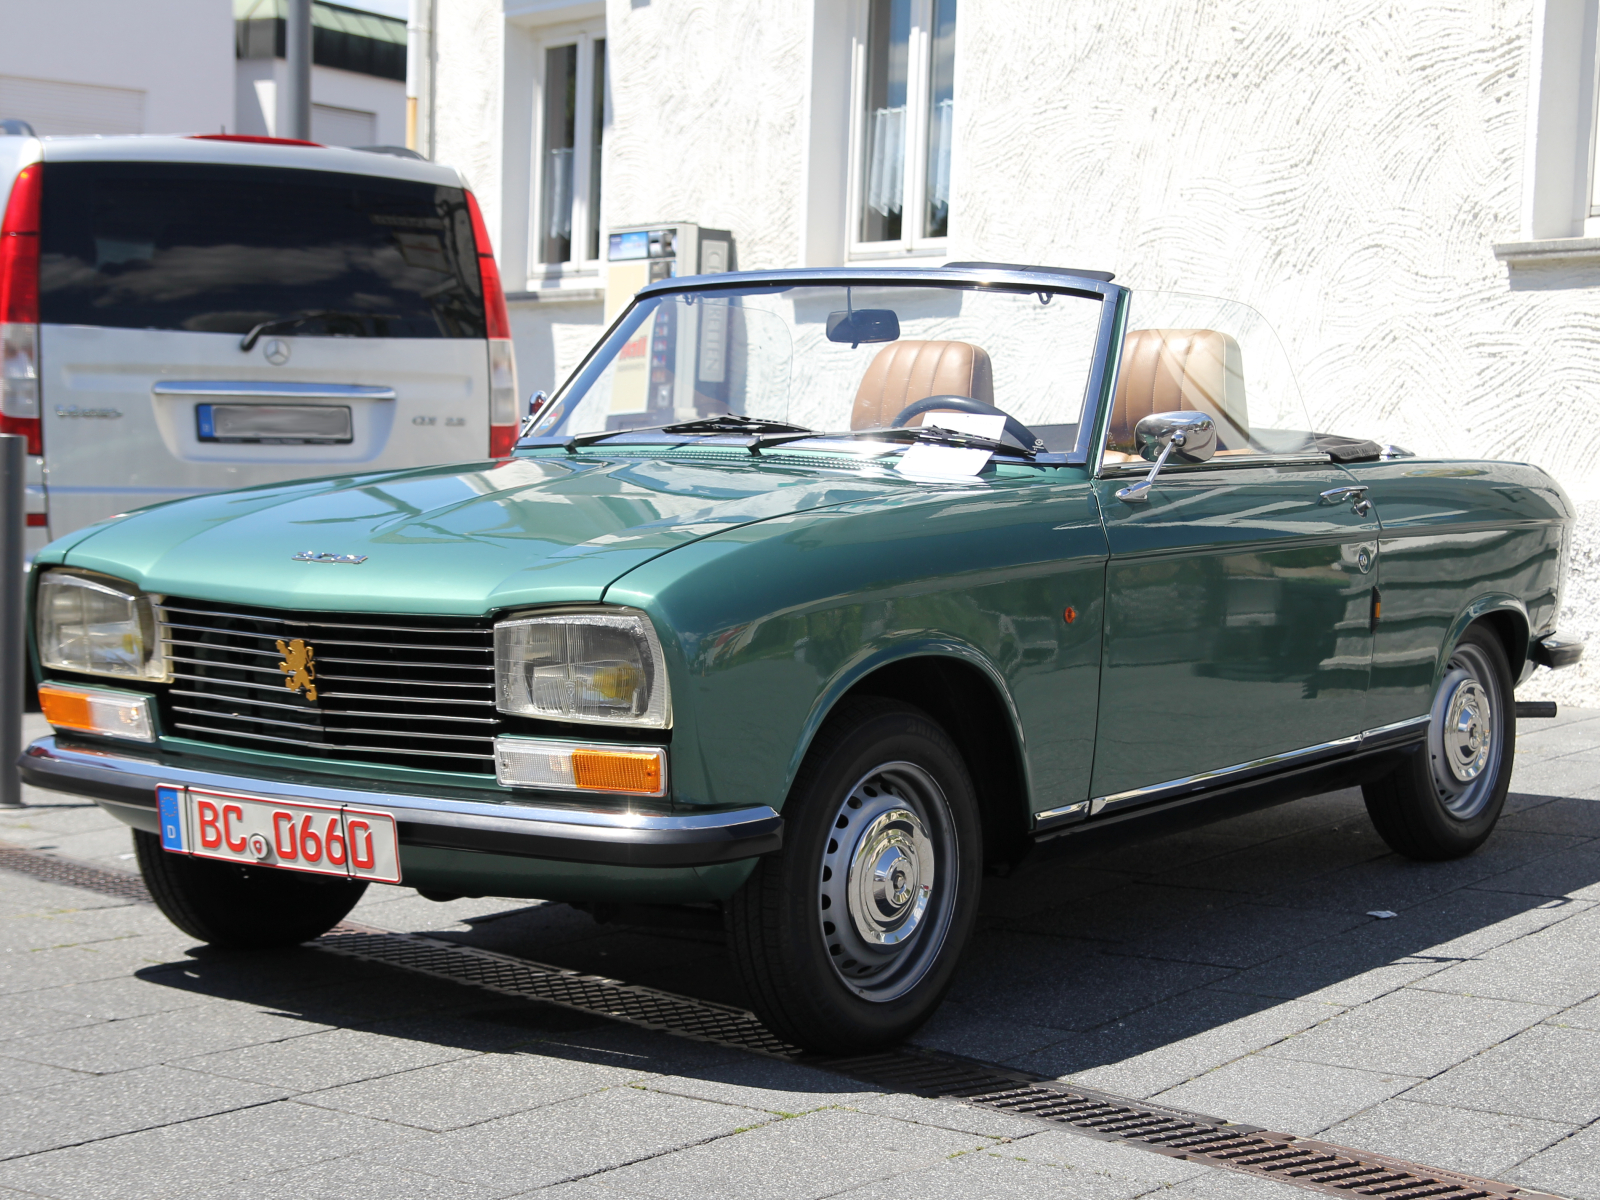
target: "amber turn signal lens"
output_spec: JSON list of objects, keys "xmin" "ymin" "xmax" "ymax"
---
[
  {"xmin": 38, "ymin": 683, "xmax": 155, "ymax": 742},
  {"xmin": 572, "ymin": 749, "xmax": 664, "ymax": 795},
  {"xmin": 1063, "ymin": 606, "xmax": 1077, "ymax": 624},
  {"xmin": 38, "ymin": 687, "xmax": 90, "ymax": 730}
]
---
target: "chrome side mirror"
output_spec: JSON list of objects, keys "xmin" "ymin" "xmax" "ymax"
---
[{"xmin": 1115, "ymin": 411, "xmax": 1217, "ymax": 504}]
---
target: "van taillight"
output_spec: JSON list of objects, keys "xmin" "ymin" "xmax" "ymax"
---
[
  {"xmin": 465, "ymin": 190, "xmax": 519, "ymax": 457},
  {"xmin": 0, "ymin": 163, "xmax": 41, "ymax": 454}
]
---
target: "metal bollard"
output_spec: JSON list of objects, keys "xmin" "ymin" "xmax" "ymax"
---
[{"xmin": 1, "ymin": 433, "xmax": 23, "ymax": 806}]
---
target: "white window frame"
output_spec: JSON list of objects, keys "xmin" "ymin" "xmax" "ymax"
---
[
  {"xmin": 528, "ymin": 17, "xmax": 606, "ymax": 278},
  {"xmin": 845, "ymin": 0, "xmax": 951, "ymax": 259},
  {"xmin": 1585, "ymin": 0, "xmax": 1600, "ymax": 226}
]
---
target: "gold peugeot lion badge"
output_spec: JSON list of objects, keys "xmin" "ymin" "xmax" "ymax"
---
[{"xmin": 276, "ymin": 638, "xmax": 317, "ymax": 702}]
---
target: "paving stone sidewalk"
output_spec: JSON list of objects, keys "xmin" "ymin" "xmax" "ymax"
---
[{"xmin": 2, "ymin": 708, "xmax": 1599, "ymax": 1198}]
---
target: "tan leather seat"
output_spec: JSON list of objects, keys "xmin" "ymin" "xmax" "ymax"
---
[
  {"xmin": 1108, "ymin": 329, "xmax": 1250, "ymax": 453},
  {"xmin": 850, "ymin": 340, "xmax": 994, "ymax": 430}
]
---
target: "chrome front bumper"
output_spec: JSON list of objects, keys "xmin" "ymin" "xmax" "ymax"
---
[{"xmin": 18, "ymin": 737, "xmax": 783, "ymax": 868}]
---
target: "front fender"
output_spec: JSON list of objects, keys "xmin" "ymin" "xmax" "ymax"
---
[{"xmin": 786, "ymin": 636, "xmax": 1032, "ymax": 811}]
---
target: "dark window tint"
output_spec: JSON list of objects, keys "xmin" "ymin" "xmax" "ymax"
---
[{"xmin": 38, "ymin": 161, "xmax": 486, "ymax": 338}]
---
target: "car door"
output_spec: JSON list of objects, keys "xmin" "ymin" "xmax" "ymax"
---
[
  {"xmin": 1089, "ymin": 461, "xmax": 1381, "ymax": 805},
  {"xmin": 1083, "ymin": 308, "xmax": 1381, "ymax": 811}
]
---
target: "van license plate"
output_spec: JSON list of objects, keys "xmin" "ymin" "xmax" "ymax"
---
[
  {"xmin": 157, "ymin": 785, "xmax": 400, "ymax": 883},
  {"xmin": 196, "ymin": 403, "xmax": 353, "ymax": 444}
]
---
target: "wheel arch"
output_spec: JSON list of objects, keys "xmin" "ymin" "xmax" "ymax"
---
[
  {"xmin": 1440, "ymin": 594, "xmax": 1530, "ymax": 684},
  {"xmin": 791, "ymin": 644, "xmax": 1034, "ymax": 868}
]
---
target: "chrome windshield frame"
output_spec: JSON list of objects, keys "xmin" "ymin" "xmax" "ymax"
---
[{"xmin": 524, "ymin": 267, "xmax": 1129, "ymax": 467}]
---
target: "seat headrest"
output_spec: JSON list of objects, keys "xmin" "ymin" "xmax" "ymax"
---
[
  {"xmin": 850, "ymin": 340, "xmax": 994, "ymax": 430},
  {"xmin": 1109, "ymin": 329, "xmax": 1249, "ymax": 452}
]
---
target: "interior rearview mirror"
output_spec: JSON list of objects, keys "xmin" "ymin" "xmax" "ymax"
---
[{"xmin": 826, "ymin": 309, "xmax": 900, "ymax": 345}]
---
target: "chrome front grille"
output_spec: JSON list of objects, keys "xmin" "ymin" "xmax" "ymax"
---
[{"xmin": 155, "ymin": 597, "xmax": 499, "ymax": 774}]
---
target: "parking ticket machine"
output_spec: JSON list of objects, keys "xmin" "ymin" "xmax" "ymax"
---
[
  {"xmin": 604, "ymin": 223, "xmax": 732, "ymax": 318},
  {"xmin": 602, "ymin": 223, "xmax": 735, "ymax": 430}
]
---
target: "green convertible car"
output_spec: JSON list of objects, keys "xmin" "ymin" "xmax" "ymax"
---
[{"xmin": 21, "ymin": 265, "xmax": 1583, "ymax": 1051}]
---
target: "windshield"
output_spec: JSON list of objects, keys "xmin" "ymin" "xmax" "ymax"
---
[{"xmin": 529, "ymin": 282, "xmax": 1105, "ymax": 454}]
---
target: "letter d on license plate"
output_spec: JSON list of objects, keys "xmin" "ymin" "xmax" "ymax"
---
[{"xmin": 158, "ymin": 785, "xmax": 401, "ymax": 883}]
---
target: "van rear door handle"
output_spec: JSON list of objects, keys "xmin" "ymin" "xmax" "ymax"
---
[{"xmin": 152, "ymin": 382, "xmax": 396, "ymax": 401}]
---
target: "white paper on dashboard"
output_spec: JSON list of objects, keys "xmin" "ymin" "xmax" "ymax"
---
[
  {"xmin": 920, "ymin": 412, "xmax": 1004, "ymax": 439},
  {"xmin": 895, "ymin": 442, "xmax": 992, "ymax": 479}
]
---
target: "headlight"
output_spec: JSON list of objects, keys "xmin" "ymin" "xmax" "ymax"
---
[
  {"xmin": 494, "ymin": 607, "xmax": 671, "ymax": 727},
  {"xmin": 36, "ymin": 570, "xmax": 169, "ymax": 682}
]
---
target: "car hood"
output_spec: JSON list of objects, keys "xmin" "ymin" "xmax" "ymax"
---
[{"xmin": 56, "ymin": 454, "xmax": 919, "ymax": 614}]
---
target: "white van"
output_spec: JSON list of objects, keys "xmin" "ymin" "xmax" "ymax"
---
[{"xmin": 0, "ymin": 134, "xmax": 518, "ymax": 560}]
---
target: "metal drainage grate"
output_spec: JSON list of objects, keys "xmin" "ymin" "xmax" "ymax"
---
[
  {"xmin": 0, "ymin": 841, "xmax": 152, "ymax": 904},
  {"xmin": 315, "ymin": 927, "xmax": 800, "ymax": 1056},
  {"xmin": 0, "ymin": 842, "xmax": 1562, "ymax": 1200},
  {"xmin": 314, "ymin": 928, "xmax": 1559, "ymax": 1200},
  {"xmin": 829, "ymin": 1052, "xmax": 1559, "ymax": 1200}
]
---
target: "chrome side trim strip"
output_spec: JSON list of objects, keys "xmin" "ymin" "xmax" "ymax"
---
[
  {"xmin": 1031, "ymin": 801, "xmax": 1090, "ymax": 832},
  {"xmin": 1069, "ymin": 716, "xmax": 1433, "ymax": 824},
  {"xmin": 1359, "ymin": 714, "xmax": 1431, "ymax": 748},
  {"xmin": 152, "ymin": 381, "xmax": 397, "ymax": 401},
  {"xmin": 1088, "ymin": 734, "xmax": 1362, "ymax": 817}
]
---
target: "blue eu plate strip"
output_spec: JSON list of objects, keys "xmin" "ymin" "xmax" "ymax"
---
[
  {"xmin": 157, "ymin": 786, "xmax": 185, "ymax": 851},
  {"xmin": 195, "ymin": 405, "xmax": 215, "ymax": 441}
]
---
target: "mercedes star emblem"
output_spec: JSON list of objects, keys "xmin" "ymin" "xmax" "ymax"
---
[{"xmin": 263, "ymin": 338, "xmax": 291, "ymax": 365}]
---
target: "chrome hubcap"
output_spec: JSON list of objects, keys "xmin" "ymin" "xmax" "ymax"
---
[
  {"xmin": 818, "ymin": 762, "xmax": 956, "ymax": 1002},
  {"xmin": 847, "ymin": 808, "xmax": 933, "ymax": 946},
  {"xmin": 1443, "ymin": 679, "xmax": 1491, "ymax": 782},
  {"xmin": 1427, "ymin": 642, "xmax": 1503, "ymax": 820}
]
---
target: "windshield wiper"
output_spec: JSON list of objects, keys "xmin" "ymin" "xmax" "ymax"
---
[
  {"xmin": 239, "ymin": 310, "xmax": 387, "ymax": 352},
  {"xmin": 758, "ymin": 424, "xmax": 1037, "ymax": 460},
  {"xmin": 563, "ymin": 415, "xmax": 818, "ymax": 450},
  {"xmin": 663, "ymin": 415, "xmax": 814, "ymax": 436}
]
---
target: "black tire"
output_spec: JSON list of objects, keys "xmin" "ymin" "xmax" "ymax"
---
[
  {"xmin": 133, "ymin": 829, "xmax": 367, "ymax": 948},
  {"xmin": 725, "ymin": 697, "xmax": 982, "ymax": 1053},
  {"xmin": 1363, "ymin": 623, "xmax": 1514, "ymax": 860}
]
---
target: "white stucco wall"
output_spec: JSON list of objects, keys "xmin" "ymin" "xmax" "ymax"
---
[
  {"xmin": 602, "ymin": 0, "xmax": 811, "ymax": 271},
  {"xmin": 433, "ymin": 0, "xmax": 1596, "ymax": 703}
]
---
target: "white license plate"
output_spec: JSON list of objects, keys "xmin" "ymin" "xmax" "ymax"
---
[
  {"xmin": 196, "ymin": 403, "xmax": 354, "ymax": 444},
  {"xmin": 156, "ymin": 785, "xmax": 401, "ymax": 883}
]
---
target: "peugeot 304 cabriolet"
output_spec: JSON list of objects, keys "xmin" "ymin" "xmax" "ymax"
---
[{"xmin": 19, "ymin": 265, "xmax": 1583, "ymax": 1052}]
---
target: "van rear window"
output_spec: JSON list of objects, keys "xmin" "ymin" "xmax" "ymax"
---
[{"xmin": 38, "ymin": 161, "xmax": 487, "ymax": 339}]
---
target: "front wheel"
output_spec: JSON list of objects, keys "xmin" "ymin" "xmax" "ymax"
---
[
  {"xmin": 725, "ymin": 698, "xmax": 982, "ymax": 1053},
  {"xmin": 134, "ymin": 829, "xmax": 368, "ymax": 948},
  {"xmin": 1362, "ymin": 624, "xmax": 1514, "ymax": 860}
]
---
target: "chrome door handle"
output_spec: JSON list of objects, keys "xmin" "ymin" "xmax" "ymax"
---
[{"xmin": 1320, "ymin": 485, "xmax": 1372, "ymax": 516}]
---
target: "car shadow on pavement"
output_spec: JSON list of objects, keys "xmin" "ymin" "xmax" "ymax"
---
[{"xmin": 134, "ymin": 785, "xmax": 1600, "ymax": 1088}]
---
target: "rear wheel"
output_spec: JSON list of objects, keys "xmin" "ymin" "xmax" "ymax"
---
[
  {"xmin": 1363, "ymin": 624, "xmax": 1514, "ymax": 860},
  {"xmin": 133, "ymin": 829, "xmax": 367, "ymax": 947},
  {"xmin": 725, "ymin": 698, "xmax": 982, "ymax": 1053}
]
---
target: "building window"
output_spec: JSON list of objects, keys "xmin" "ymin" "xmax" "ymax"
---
[
  {"xmin": 853, "ymin": 0, "xmax": 956, "ymax": 253},
  {"xmin": 537, "ymin": 33, "xmax": 605, "ymax": 268}
]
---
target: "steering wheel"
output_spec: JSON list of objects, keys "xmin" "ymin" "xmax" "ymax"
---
[{"xmin": 890, "ymin": 395, "xmax": 1045, "ymax": 453}]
